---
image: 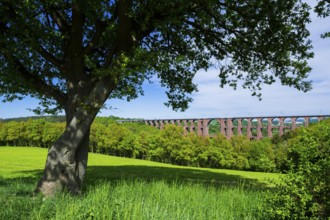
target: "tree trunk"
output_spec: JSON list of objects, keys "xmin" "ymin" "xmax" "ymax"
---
[
  {"xmin": 64, "ymin": 108, "xmax": 90, "ymax": 193},
  {"xmin": 35, "ymin": 77, "xmax": 115, "ymax": 196},
  {"xmin": 34, "ymin": 116, "xmax": 93, "ymax": 196},
  {"xmin": 74, "ymin": 128, "xmax": 90, "ymax": 190}
]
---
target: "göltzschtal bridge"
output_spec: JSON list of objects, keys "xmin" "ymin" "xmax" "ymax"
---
[{"xmin": 119, "ymin": 115, "xmax": 330, "ymax": 140}]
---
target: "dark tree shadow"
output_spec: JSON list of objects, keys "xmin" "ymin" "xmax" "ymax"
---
[
  {"xmin": 1, "ymin": 165, "xmax": 273, "ymax": 197},
  {"xmin": 85, "ymin": 165, "xmax": 271, "ymax": 191},
  {"xmin": 0, "ymin": 170, "xmax": 43, "ymax": 197}
]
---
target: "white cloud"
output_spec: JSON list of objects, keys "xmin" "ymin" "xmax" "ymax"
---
[
  {"xmin": 188, "ymin": 63, "xmax": 330, "ymax": 118},
  {"xmin": 178, "ymin": 6, "xmax": 330, "ymax": 119}
]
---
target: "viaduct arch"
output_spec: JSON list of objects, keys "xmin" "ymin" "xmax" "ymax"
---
[{"xmin": 118, "ymin": 115, "xmax": 330, "ymax": 140}]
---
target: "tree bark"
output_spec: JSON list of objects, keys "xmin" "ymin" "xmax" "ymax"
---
[
  {"xmin": 35, "ymin": 77, "xmax": 115, "ymax": 196},
  {"xmin": 34, "ymin": 116, "xmax": 93, "ymax": 196},
  {"xmin": 74, "ymin": 128, "xmax": 90, "ymax": 190},
  {"xmin": 65, "ymin": 107, "xmax": 90, "ymax": 192}
]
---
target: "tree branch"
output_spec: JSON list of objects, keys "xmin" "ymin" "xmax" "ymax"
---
[
  {"xmin": 52, "ymin": 11, "xmax": 70, "ymax": 33},
  {"xmin": 103, "ymin": 45, "xmax": 118, "ymax": 68},
  {"xmin": 184, "ymin": 20, "xmax": 228, "ymax": 50},
  {"xmin": 103, "ymin": 0, "xmax": 131, "ymax": 68},
  {"xmin": 36, "ymin": 44, "xmax": 63, "ymax": 70},
  {"xmin": 69, "ymin": 1, "xmax": 84, "ymax": 54},
  {"xmin": 82, "ymin": 19, "xmax": 107, "ymax": 56},
  {"xmin": 3, "ymin": 50, "xmax": 67, "ymax": 106},
  {"xmin": 17, "ymin": 60, "xmax": 67, "ymax": 105},
  {"xmin": 62, "ymin": 1, "xmax": 87, "ymax": 82},
  {"xmin": 40, "ymin": 0, "xmax": 70, "ymax": 33},
  {"xmin": 0, "ymin": 2, "xmax": 64, "ymax": 72}
]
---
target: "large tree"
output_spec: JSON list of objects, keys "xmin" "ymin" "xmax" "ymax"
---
[{"xmin": 0, "ymin": 0, "xmax": 313, "ymax": 196}]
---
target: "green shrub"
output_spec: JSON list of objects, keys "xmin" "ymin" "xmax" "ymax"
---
[
  {"xmin": 152, "ymin": 124, "xmax": 196, "ymax": 165},
  {"xmin": 264, "ymin": 121, "xmax": 330, "ymax": 219},
  {"xmin": 272, "ymin": 142, "xmax": 289, "ymax": 172},
  {"xmin": 211, "ymin": 134, "xmax": 235, "ymax": 169},
  {"xmin": 230, "ymin": 136, "xmax": 251, "ymax": 170},
  {"xmin": 249, "ymin": 139, "xmax": 276, "ymax": 172}
]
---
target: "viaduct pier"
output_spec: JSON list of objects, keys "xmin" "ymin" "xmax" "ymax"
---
[{"xmin": 119, "ymin": 115, "xmax": 330, "ymax": 140}]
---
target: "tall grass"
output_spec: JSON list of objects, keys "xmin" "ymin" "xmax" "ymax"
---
[
  {"xmin": 1, "ymin": 179, "xmax": 264, "ymax": 220},
  {"xmin": 0, "ymin": 147, "xmax": 274, "ymax": 219}
]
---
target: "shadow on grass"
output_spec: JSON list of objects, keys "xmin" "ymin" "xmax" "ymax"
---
[
  {"xmin": 0, "ymin": 170, "xmax": 42, "ymax": 197},
  {"xmin": 85, "ymin": 165, "xmax": 270, "ymax": 190},
  {"xmin": 0, "ymin": 165, "xmax": 271, "ymax": 196}
]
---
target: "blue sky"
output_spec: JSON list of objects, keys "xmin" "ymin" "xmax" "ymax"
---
[{"xmin": 1, "ymin": 3, "xmax": 330, "ymax": 120}]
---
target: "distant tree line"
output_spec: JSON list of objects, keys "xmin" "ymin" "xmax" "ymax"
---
[
  {"xmin": 0, "ymin": 115, "xmax": 66, "ymax": 123},
  {"xmin": 0, "ymin": 117, "xmax": 309, "ymax": 172}
]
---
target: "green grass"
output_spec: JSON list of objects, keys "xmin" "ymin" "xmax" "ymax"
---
[{"xmin": 0, "ymin": 147, "xmax": 278, "ymax": 219}]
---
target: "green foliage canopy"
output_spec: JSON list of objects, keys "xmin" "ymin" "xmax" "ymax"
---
[{"xmin": 0, "ymin": 0, "xmax": 314, "ymax": 114}]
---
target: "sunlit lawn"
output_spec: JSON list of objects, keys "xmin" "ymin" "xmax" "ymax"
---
[
  {"xmin": 0, "ymin": 147, "xmax": 279, "ymax": 219},
  {"xmin": 0, "ymin": 146, "xmax": 279, "ymax": 186}
]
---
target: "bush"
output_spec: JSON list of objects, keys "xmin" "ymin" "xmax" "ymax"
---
[
  {"xmin": 264, "ymin": 121, "xmax": 330, "ymax": 219},
  {"xmin": 272, "ymin": 142, "xmax": 289, "ymax": 172},
  {"xmin": 151, "ymin": 124, "xmax": 196, "ymax": 165},
  {"xmin": 211, "ymin": 134, "xmax": 235, "ymax": 169},
  {"xmin": 249, "ymin": 139, "xmax": 276, "ymax": 172},
  {"xmin": 230, "ymin": 136, "xmax": 251, "ymax": 170}
]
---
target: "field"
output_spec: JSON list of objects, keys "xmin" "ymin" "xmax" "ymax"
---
[{"xmin": 0, "ymin": 147, "xmax": 279, "ymax": 219}]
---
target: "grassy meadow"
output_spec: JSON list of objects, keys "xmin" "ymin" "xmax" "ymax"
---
[{"xmin": 0, "ymin": 147, "xmax": 279, "ymax": 219}]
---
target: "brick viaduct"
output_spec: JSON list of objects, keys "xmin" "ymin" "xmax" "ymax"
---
[{"xmin": 119, "ymin": 115, "xmax": 330, "ymax": 140}]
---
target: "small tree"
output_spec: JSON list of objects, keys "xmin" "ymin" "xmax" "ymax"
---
[{"xmin": 0, "ymin": 0, "xmax": 314, "ymax": 195}]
